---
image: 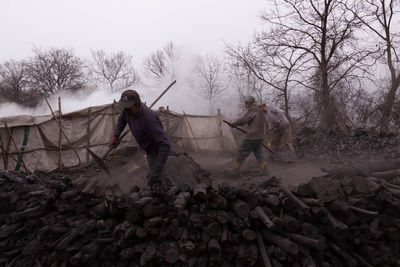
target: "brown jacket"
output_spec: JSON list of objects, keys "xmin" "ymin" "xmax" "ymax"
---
[{"xmin": 231, "ymin": 104, "xmax": 265, "ymax": 140}]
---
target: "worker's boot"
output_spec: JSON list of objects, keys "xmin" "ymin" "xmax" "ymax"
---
[
  {"xmin": 234, "ymin": 160, "xmax": 242, "ymax": 171},
  {"xmin": 260, "ymin": 161, "xmax": 269, "ymax": 175}
]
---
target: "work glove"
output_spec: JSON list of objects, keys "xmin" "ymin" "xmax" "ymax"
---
[{"xmin": 110, "ymin": 135, "xmax": 120, "ymax": 147}]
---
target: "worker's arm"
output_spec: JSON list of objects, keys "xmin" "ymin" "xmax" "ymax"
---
[
  {"xmin": 114, "ymin": 113, "xmax": 127, "ymax": 137},
  {"xmin": 231, "ymin": 110, "xmax": 256, "ymax": 127}
]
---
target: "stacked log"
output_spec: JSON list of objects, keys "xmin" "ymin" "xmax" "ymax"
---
[
  {"xmin": 0, "ymin": 169, "xmax": 400, "ymax": 266},
  {"xmin": 295, "ymin": 127, "xmax": 400, "ymax": 159}
]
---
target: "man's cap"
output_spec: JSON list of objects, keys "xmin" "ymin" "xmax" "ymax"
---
[
  {"xmin": 243, "ymin": 96, "xmax": 255, "ymax": 104},
  {"xmin": 256, "ymin": 101, "xmax": 266, "ymax": 107},
  {"xmin": 118, "ymin": 90, "xmax": 141, "ymax": 109}
]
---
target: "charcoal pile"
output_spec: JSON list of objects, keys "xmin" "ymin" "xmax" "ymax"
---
[
  {"xmin": 295, "ymin": 127, "xmax": 400, "ymax": 159},
  {"xmin": 1, "ymin": 168, "xmax": 400, "ymax": 267}
]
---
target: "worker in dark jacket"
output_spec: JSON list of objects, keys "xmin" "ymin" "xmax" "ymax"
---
[
  {"xmin": 111, "ymin": 90, "xmax": 171, "ymax": 185},
  {"xmin": 228, "ymin": 96, "xmax": 268, "ymax": 172}
]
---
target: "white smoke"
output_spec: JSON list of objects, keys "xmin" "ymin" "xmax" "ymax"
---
[{"xmin": 0, "ymin": 46, "xmax": 241, "ymax": 119}]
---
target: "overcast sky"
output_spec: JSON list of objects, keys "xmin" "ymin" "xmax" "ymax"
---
[{"xmin": 0, "ymin": 0, "xmax": 267, "ymax": 61}]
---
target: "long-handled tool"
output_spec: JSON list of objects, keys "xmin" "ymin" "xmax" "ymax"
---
[
  {"xmin": 223, "ymin": 119, "xmax": 276, "ymax": 156},
  {"xmin": 84, "ymin": 145, "xmax": 113, "ymax": 178}
]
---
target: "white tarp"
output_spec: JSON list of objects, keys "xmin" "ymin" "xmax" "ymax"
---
[{"xmin": 0, "ymin": 103, "xmax": 237, "ymax": 172}]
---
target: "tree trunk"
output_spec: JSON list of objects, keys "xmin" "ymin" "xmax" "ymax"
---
[
  {"xmin": 321, "ymin": 66, "xmax": 334, "ymax": 128},
  {"xmin": 380, "ymin": 84, "xmax": 399, "ymax": 133}
]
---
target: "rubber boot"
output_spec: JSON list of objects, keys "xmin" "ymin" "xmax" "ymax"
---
[
  {"xmin": 260, "ymin": 161, "xmax": 269, "ymax": 174},
  {"xmin": 234, "ymin": 160, "xmax": 242, "ymax": 171}
]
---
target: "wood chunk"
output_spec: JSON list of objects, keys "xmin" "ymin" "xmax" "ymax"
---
[
  {"xmin": 261, "ymin": 229, "xmax": 298, "ymax": 255},
  {"xmin": 230, "ymin": 199, "xmax": 250, "ymax": 219}
]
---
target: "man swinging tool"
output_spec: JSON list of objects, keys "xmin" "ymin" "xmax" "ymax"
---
[
  {"xmin": 227, "ymin": 96, "xmax": 268, "ymax": 173},
  {"xmin": 111, "ymin": 90, "xmax": 171, "ymax": 186},
  {"xmin": 257, "ymin": 101, "xmax": 296, "ymax": 161}
]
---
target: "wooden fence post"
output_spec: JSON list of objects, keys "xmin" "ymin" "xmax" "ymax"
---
[
  {"xmin": 4, "ymin": 123, "xmax": 30, "ymax": 174},
  {"xmin": 0, "ymin": 134, "xmax": 7, "ymax": 169},
  {"xmin": 58, "ymin": 97, "xmax": 62, "ymax": 170},
  {"xmin": 87, "ymin": 107, "xmax": 92, "ymax": 164},
  {"xmin": 217, "ymin": 108, "xmax": 224, "ymax": 151},
  {"xmin": 112, "ymin": 100, "xmax": 117, "ymax": 159},
  {"xmin": 183, "ymin": 112, "xmax": 200, "ymax": 151},
  {"xmin": 45, "ymin": 98, "xmax": 81, "ymax": 166}
]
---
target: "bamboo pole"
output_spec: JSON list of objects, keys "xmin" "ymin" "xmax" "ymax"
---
[
  {"xmin": 6, "ymin": 130, "xmax": 11, "ymax": 169},
  {"xmin": 112, "ymin": 100, "xmax": 117, "ymax": 159},
  {"xmin": 58, "ymin": 97, "xmax": 62, "ymax": 170},
  {"xmin": 45, "ymin": 98, "xmax": 82, "ymax": 166},
  {"xmin": 0, "ymin": 134, "xmax": 7, "ymax": 169},
  {"xmin": 217, "ymin": 108, "xmax": 224, "ymax": 151},
  {"xmin": 87, "ymin": 107, "xmax": 92, "ymax": 164},
  {"xmin": 183, "ymin": 112, "xmax": 200, "ymax": 151},
  {"xmin": 4, "ymin": 123, "xmax": 30, "ymax": 174},
  {"xmin": 149, "ymin": 80, "xmax": 176, "ymax": 108}
]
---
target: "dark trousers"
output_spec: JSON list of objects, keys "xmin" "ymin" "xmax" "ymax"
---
[
  {"xmin": 146, "ymin": 152, "xmax": 174, "ymax": 188},
  {"xmin": 236, "ymin": 139, "xmax": 264, "ymax": 163},
  {"xmin": 146, "ymin": 152, "xmax": 159, "ymax": 171}
]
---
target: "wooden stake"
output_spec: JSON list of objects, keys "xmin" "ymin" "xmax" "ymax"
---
[
  {"xmin": 149, "ymin": 80, "xmax": 176, "ymax": 108},
  {"xmin": 256, "ymin": 231, "xmax": 273, "ymax": 267},
  {"xmin": 183, "ymin": 112, "xmax": 200, "ymax": 151},
  {"xmin": 45, "ymin": 98, "xmax": 81, "ymax": 166},
  {"xmin": 6, "ymin": 130, "xmax": 11, "ymax": 169},
  {"xmin": 87, "ymin": 107, "xmax": 92, "ymax": 164},
  {"xmin": 58, "ymin": 97, "xmax": 62, "ymax": 170},
  {"xmin": 4, "ymin": 123, "xmax": 30, "ymax": 174},
  {"xmin": 217, "ymin": 108, "xmax": 224, "ymax": 151},
  {"xmin": 0, "ymin": 134, "xmax": 7, "ymax": 169},
  {"xmin": 112, "ymin": 100, "xmax": 117, "ymax": 159}
]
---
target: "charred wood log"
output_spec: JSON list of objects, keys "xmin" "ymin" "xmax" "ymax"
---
[
  {"xmin": 256, "ymin": 231, "xmax": 272, "ymax": 267},
  {"xmin": 261, "ymin": 229, "xmax": 298, "ymax": 255},
  {"xmin": 230, "ymin": 199, "xmax": 250, "ymax": 219},
  {"xmin": 254, "ymin": 206, "xmax": 275, "ymax": 229}
]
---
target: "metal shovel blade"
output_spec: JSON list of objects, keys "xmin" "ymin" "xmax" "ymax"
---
[{"xmin": 84, "ymin": 145, "xmax": 112, "ymax": 178}]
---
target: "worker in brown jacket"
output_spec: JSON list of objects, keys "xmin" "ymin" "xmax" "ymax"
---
[{"xmin": 228, "ymin": 96, "xmax": 268, "ymax": 172}]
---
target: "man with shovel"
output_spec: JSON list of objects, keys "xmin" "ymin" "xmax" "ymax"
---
[
  {"xmin": 257, "ymin": 101, "xmax": 296, "ymax": 161},
  {"xmin": 111, "ymin": 90, "xmax": 171, "ymax": 186},
  {"xmin": 227, "ymin": 96, "xmax": 268, "ymax": 172}
]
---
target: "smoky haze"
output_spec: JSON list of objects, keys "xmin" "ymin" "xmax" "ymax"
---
[
  {"xmin": 0, "ymin": 46, "xmax": 241, "ymax": 119},
  {"xmin": 0, "ymin": 0, "xmax": 264, "ymax": 119}
]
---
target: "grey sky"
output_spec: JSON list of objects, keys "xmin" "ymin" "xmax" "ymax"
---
[{"xmin": 0, "ymin": 0, "xmax": 267, "ymax": 61}]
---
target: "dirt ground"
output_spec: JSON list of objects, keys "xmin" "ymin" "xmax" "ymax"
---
[
  {"xmin": 73, "ymin": 147, "xmax": 334, "ymax": 194},
  {"xmin": 191, "ymin": 151, "xmax": 331, "ymax": 187}
]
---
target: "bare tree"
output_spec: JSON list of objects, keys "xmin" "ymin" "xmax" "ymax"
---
[
  {"xmin": 195, "ymin": 54, "xmax": 227, "ymax": 113},
  {"xmin": 0, "ymin": 60, "xmax": 28, "ymax": 103},
  {"xmin": 0, "ymin": 60, "xmax": 41, "ymax": 107},
  {"xmin": 89, "ymin": 50, "xmax": 139, "ymax": 92},
  {"xmin": 226, "ymin": 55, "xmax": 266, "ymax": 112},
  {"xmin": 262, "ymin": 0, "xmax": 372, "ymax": 128},
  {"xmin": 143, "ymin": 50, "xmax": 167, "ymax": 80},
  {"xmin": 347, "ymin": 0, "xmax": 400, "ymax": 133},
  {"xmin": 143, "ymin": 42, "xmax": 180, "ymax": 80},
  {"xmin": 28, "ymin": 47, "xmax": 85, "ymax": 96},
  {"xmin": 226, "ymin": 38, "xmax": 308, "ymax": 123}
]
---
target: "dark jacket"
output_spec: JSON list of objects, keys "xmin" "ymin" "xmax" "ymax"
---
[
  {"xmin": 231, "ymin": 104, "xmax": 265, "ymax": 140},
  {"xmin": 115, "ymin": 104, "xmax": 170, "ymax": 169}
]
